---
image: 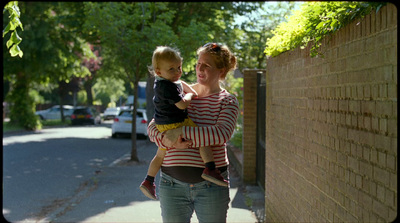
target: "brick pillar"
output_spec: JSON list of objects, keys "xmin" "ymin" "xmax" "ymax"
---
[{"xmin": 242, "ymin": 69, "xmax": 260, "ymax": 184}]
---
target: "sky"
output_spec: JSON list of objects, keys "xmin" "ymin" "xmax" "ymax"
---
[{"xmin": 234, "ymin": 1, "xmax": 303, "ymax": 26}]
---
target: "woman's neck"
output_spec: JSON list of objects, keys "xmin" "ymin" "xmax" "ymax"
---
[{"xmin": 193, "ymin": 83, "xmax": 222, "ymax": 97}]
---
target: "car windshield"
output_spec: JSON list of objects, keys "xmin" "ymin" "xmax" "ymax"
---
[
  {"xmin": 119, "ymin": 110, "xmax": 133, "ymax": 117},
  {"xmin": 119, "ymin": 110, "xmax": 143, "ymax": 118},
  {"xmin": 106, "ymin": 108, "xmax": 119, "ymax": 112},
  {"xmin": 73, "ymin": 109, "xmax": 89, "ymax": 115}
]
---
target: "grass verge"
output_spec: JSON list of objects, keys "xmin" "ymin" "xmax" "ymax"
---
[{"xmin": 3, "ymin": 119, "xmax": 71, "ymax": 134}]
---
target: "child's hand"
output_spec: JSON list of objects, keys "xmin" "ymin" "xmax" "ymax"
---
[
  {"xmin": 186, "ymin": 92, "xmax": 197, "ymax": 99},
  {"xmin": 184, "ymin": 93, "xmax": 195, "ymax": 100},
  {"xmin": 162, "ymin": 127, "xmax": 191, "ymax": 149}
]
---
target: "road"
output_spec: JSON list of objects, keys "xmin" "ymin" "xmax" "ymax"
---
[{"xmin": 2, "ymin": 122, "xmax": 149, "ymax": 223}]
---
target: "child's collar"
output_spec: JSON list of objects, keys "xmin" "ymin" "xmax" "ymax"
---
[{"xmin": 155, "ymin": 76, "xmax": 166, "ymax": 81}]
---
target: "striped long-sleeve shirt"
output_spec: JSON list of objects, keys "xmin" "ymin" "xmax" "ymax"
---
[{"xmin": 147, "ymin": 89, "xmax": 239, "ymax": 168}]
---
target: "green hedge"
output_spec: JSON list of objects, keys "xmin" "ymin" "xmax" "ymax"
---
[{"xmin": 264, "ymin": 1, "xmax": 387, "ymax": 57}]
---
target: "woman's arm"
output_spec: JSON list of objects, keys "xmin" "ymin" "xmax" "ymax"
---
[
  {"xmin": 182, "ymin": 96, "xmax": 239, "ymax": 148},
  {"xmin": 147, "ymin": 119, "xmax": 192, "ymax": 149},
  {"xmin": 147, "ymin": 119, "xmax": 164, "ymax": 147}
]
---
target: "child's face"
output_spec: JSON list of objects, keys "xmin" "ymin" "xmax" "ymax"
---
[{"xmin": 156, "ymin": 59, "xmax": 182, "ymax": 82}]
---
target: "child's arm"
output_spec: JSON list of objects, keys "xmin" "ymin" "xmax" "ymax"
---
[
  {"xmin": 181, "ymin": 81, "xmax": 198, "ymax": 97},
  {"xmin": 175, "ymin": 93, "xmax": 194, "ymax": 110},
  {"xmin": 175, "ymin": 81, "xmax": 197, "ymax": 110}
]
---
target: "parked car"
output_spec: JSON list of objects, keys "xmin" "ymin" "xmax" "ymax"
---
[
  {"xmin": 71, "ymin": 106, "xmax": 101, "ymax": 125},
  {"xmin": 111, "ymin": 108, "xmax": 148, "ymax": 138},
  {"xmin": 103, "ymin": 107, "xmax": 121, "ymax": 120},
  {"xmin": 35, "ymin": 105, "xmax": 74, "ymax": 120}
]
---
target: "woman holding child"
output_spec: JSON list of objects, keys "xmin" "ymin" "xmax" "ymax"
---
[{"xmin": 147, "ymin": 42, "xmax": 239, "ymax": 223}]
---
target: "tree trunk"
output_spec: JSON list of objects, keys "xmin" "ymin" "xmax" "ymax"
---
[
  {"xmin": 58, "ymin": 81, "xmax": 68, "ymax": 122},
  {"xmin": 146, "ymin": 73, "xmax": 155, "ymax": 122},
  {"xmin": 84, "ymin": 78, "xmax": 94, "ymax": 106},
  {"xmin": 130, "ymin": 79, "xmax": 139, "ymax": 161}
]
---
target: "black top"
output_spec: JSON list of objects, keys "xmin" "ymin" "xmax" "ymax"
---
[
  {"xmin": 161, "ymin": 166, "xmax": 228, "ymax": 183},
  {"xmin": 153, "ymin": 78, "xmax": 188, "ymax": 125}
]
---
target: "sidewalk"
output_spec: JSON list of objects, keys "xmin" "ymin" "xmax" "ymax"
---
[{"xmin": 41, "ymin": 141, "xmax": 262, "ymax": 223}]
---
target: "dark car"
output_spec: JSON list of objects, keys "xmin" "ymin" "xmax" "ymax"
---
[{"xmin": 71, "ymin": 106, "xmax": 101, "ymax": 125}]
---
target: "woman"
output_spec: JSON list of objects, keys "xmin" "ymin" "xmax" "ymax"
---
[{"xmin": 147, "ymin": 42, "xmax": 239, "ymax": 223}]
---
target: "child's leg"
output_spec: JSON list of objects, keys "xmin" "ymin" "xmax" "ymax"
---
[
  {"xmin": 147, "ymin": 148, "xmax": 166, "ymax": 178},
  {"xmin": 200, "ymin": 147, "xmax": 229, "ymax": 187},
  {"xmin": 140, "ymin": 148, "xmax": 166, "ymax": 200},
  {"xmin": 199, "ymin": 146, "xmax": 215, "ymax": 169}
]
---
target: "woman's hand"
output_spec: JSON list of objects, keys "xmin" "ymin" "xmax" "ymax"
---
[{"xmin": 162, "ymin": 127, "xmax": 192, "ymax": 149}]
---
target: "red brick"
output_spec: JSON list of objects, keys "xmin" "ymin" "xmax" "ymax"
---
[{"xmin": 261, "ymin": 5, "xmax": 397, "ymax": 223}]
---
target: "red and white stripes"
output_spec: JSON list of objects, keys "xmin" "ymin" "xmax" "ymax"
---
[{"xmin": 148, "ymin": 89, "xmax": 239, "ymax": 168}]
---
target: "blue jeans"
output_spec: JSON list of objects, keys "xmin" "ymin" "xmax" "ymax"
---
[{"xmin": 159, "ymin": 171, "xmax": 230, "ymax": 223}]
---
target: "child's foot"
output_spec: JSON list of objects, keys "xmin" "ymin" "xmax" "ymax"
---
[
  {"xmin": 139, "ymin": 180, "xmax": 157, "ymax": 200},
  {"xmin": 201, "ymin": 168, "xmax": 229, "ymax": 187}
]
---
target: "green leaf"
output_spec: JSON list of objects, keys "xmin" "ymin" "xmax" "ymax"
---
[
  {"xmin": 11, "ymin": 3, "xmax": 20, "ymax": 17},
  {"xmin": 11, "ymin": 30, "xmax": 22, "ymax": 44},
  {"xmin": 376, "ymin": 5, "xmax": 383, "ymax": 14},
  {"xmin": 330, "ymin": 19, "xmax": 337, "ymax": 29},
  {"xmin": 10, "ymin": 44, "xmax": 23, "ymax": 58},
  {"xmin": 3, "ymin": 23, "xmax": 11, "ymax": 37},
  {"xmin": 316, "ymin": 21, "xmax": 325, "ymax": 29},
  {"xmin": 11, "ymin": 16, "xmax": 23, "ymax": 31},
  {"xmin": 6, "ymin": 38, "xmax": 13, "ymax": 49},
  {"xmin": 6, "ymin": 31, "xmax": 22, "ymax": 49}
]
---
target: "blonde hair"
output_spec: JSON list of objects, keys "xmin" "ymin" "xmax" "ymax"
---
[
  {"xmin": 197, "ymin": 43, "xmax": 237, "ymax": 80},
  {"xmin": 149, "ymin": 46, "xmax": 182, "ymax": 76}
]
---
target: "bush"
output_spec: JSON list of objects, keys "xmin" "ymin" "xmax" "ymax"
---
[{"xmin": 264, "ymin": 1, "xmax": 387, "ymax": 57}]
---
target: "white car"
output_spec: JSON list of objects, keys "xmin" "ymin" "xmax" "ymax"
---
[
  {"xmin": 35, "ymin": 105, "xmax": 74, "ymax": 120},
  {"xmin": 103, "ymin": 107, "xmax": 121, "ymax": 120},
  {"xmin": 111, "ymin": 108, "xmax": 148, "ymax": 138}
]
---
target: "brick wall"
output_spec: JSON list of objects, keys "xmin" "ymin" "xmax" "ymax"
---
[
  {"xmin": 264, "ymin": 4, "xmax": 397, "ymax": 222},
  {"xmin": 242, "ymin": 69, "xmax": 260, "ymax": 184}
]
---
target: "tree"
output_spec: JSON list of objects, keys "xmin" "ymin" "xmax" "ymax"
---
[
  {"xmin": 83, "ymin": 2, "xmax": 179, "ymax": 161},
  {"xmin": 81, "ymin": 44, "xmax": 102, "ymax": 106},
  {"xmin": 82, "ymin": 2, "xmax": 263, "ymax": 161},
  {"xmin": 233, "ymin": 2, "xmax": 297, "ymax": 69},
  {"xmin": 165, "ymin": 2, "xmax": 261, "ymax": 77},
  {"xmin": 93, "ymin": 76, "xmax": 126, "ymax": 107},
  {"xmin": 3, "ymin": 2, "xmax": 90, "ymax": 129}
]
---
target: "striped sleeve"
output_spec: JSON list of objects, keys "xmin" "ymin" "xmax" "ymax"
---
[
  {"xmin": 182, "ymin": 93, "xmax": 239, "ymax": 148},
  {"xmin": 147, "ymin": 119, "xmax": 165, "ymax": 148}
]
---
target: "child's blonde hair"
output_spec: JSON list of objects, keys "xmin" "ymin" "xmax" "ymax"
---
[{"xmin": 149, "ymin": 46, "xmax": 182, "ymax": 76}]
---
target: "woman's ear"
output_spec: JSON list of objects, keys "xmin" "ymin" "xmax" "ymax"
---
[{"xmin": 219, "ymin": 68, "xmax": 227, "ymax": 80}]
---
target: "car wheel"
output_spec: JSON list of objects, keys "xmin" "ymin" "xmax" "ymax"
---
[{"xmin": 111, "ymin": 133, "xmax": 117, "ymax": 138}]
